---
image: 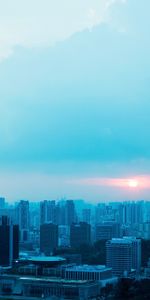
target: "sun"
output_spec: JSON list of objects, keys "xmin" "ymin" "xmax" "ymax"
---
[{"xmin": 128, "ymin": 179, "xmax": 139, "ymax": 188}]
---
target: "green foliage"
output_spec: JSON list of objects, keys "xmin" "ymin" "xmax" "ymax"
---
[
  {"xmin": 54, "ymin": 240, "xmax": 107, "ymax": 265},
  {"xmin": 141, "ymin": 239, "xmax": 150, "ymax": 267},
  {"xmin": 108, "ymin": 278, "xmax": 150, "ymax": 300}
]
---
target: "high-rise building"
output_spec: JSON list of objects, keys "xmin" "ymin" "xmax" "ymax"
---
[
  {"xmin": 0, "ymin": 216, "xmax": 19, "ymax": 267},
  {"xmin": 106, "ymin": 237, "xmax": 141, "ymax": 277},
  {"xmin": 40, "ymin": 200, "xmax": 47, "ymax": 225},
  {"xmin": 13, "ymin": 224, "xmax": 20, "ymax": 260},
  {"xmin": 70, "ymin": 222, "xmax": 91, "ymax": 248},
  {"xmin": 0, "ymin": 207, "xmax": 16, "ymax": 224},
  {"xmin": 65, "ymin": 200, "xmax": 75, "ymax": 226},
  {"xmin": 96, "ymin": 222, "xmax": 121, "ymax": 241},
  {"xmin": 58, "ymin": 225, "xmax": 70, "ymax": 247},
  {"xmin": 121, "ymin": 202, "xmax": 144, "ymax": 225},
  {"xmin": 40, "ymin": 200, "xmax": 56, "ymax": 225},
  {"xmin": 95, "ymin": 204, "xmax": 106, "ymax": 224},
  {"xmin": 56, "ymin": 203, "xmax": 66, "ymax": 225},
  {"xmin": 82, "ymin": 209, "xmax": 91, "ymax": 224},
  {"xmin": 18, "ymin": 200, "xmax": 30, "ymax": 242},
  {"xmin": 0, "ymin": 197, "xmax": 5, "ymax": 209},
  {"xmin": 124, "ymin": 237, "xmax": 141, "ymax": 273},
  {"xmin": 40, "ymin": 223, "xmax": 58, "ymax": 255}
]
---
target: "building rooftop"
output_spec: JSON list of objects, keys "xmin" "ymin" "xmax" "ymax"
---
[
  {"xmin": 0, "ymin": 274, "xmax": 97, "ymax": 286},
  {"xmin": 64, "ymin": 265, "xmax": 112, "ymax": 272},
  {"xmin": 18, "ymin": 255, "xmax": 66, "ymax": 266},
  {"xmin": 27, "ymin": 256, "xmax": 66, "ymax": 263},
  {"xmin": 109, "ymin": 237, "xmax": 140, "ymax": 244},
  {"xmin": 19, "ymin": 276, "xmax": 94, "ymax": 285}
]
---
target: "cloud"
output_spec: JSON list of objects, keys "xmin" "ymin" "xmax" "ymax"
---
[
  {"xmin": 0, "ymin": 0, "xmax": 150, "ymax": 202},
  {"xmin": 0, "ymin": 0, "xmax": 126, "ymax": 61},
  {"xmin": 1, "ymin": 169, "xmax": 150, "ymax": 202},
  {"xmin": 68, "ymin": 175, "xmax": 150, "ymax": 190}
]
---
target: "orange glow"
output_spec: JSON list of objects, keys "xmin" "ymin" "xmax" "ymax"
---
[{"xmin": 68, "ymin": 175, "xmax": 150, "ymax": 190}]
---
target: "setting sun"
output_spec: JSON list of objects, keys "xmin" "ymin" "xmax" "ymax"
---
[{"xmin": 128, "ymin": 179, "xmax": 139, "ymax": 188}]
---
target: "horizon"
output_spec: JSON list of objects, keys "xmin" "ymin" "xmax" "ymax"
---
[{"xmin": 3, "ymin": 197, "xmax": 149, "ymax": 205}]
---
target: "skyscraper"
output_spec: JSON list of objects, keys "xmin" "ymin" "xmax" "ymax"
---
[
  {"xmin": 0, "ymin": 216, "xmax": 19, "ymax": 267},
  {"xmin": 95, "ymin": 203, "xmax": 106, "ymax": 224},
  {"xmin": 106, "ymin": 237, "xmax": 141, "ymax": 277},
  {"xmin": 58, "ymin": 225, "xmax": 70, "ymax": 247},
  {"xmin": 70, "ymin": 222, "xmax": 91, "ymax": 248},
  {"xmin": 65, "ymin": 200, "xmax": 75, "ymax": 226},
  {"xmin": 0, "ymin": 197, "xmax": 5, "ymax": 209},
  {"xmin": 40, "ymin": 200, "xmax": 56, "ymax": 225},
  {"xmin": 40, "ymin": 223, "xmax": 58, "ymax": 255},
  {"xmin": 121, "ymin": 202, "xmax": 144, "ymax": 225},
  {"xmin": 82, "ymin": 208, "xmax": 91, "ymax": 224},
  {"xmin": 96, "ymin": 222, "xmax": 121, "ymax": 241},
  {"xmin": 18, "ymin": 200, "xmax": 30, "ymax": 242},
  {"xmin": 124, "ymin": 236, "xmax": 141, "ymax": 273}
]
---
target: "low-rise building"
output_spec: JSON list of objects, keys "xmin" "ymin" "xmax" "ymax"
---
[
  {"xmin": 62, "ymin": 264, "xmax": 113, "ymax": 281},
  {"xmin": 0, "ymin": 275, "xmax": 100, "ymax": 300}
]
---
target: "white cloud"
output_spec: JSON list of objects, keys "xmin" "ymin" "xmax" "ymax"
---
[{"xmin": 0, "ymin": 0, "xmax": 126, "ymax": 61}]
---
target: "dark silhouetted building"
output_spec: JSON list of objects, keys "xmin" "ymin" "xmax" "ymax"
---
[
  {"xmin": 66, "ymin": 200, "xmax": 75, "ymax": 226},
  {"xmin": 40, "ymin": 223, "xmax": 58, "ymax": 255},
  {"xmin": 13, "ymin": 224, "xmax": 19, "ymax": 260},
  {"xmin": 0, "ymin": 216, "xmax": 19, "ymax": 267},
  {"xmin": 96, "ymin": 222, "xmax": 121, "ymax": 241},
  {"xmin": 18, "ymin": 200, "xmax": 30, "ymax": 242},
  {"xmin": 70, "ymin": 222, "xmax": 91, "ymax": 248}
]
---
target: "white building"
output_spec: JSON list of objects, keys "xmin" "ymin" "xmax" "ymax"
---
[
  {"xmin": 106, "ymin": 237, "xmax": 141, "ymax": 277},
  {"xmin": 63, "ymin": 265, "xmax": 113, "ymax": 281}
]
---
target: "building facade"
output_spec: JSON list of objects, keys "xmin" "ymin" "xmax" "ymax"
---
[
  {"xmin": 106, "ymin": 237, "xmax": 141, "ymax": 277},
  {"xmin": 40, "ymin": 223, "xmax": 58, "ymax": 255},
  {"xmin": 63, "ymin": 265, "xmax": 112, "ymax": 281},
  {"xmin": 0, "ymin": 216, "xmax": 19, "ymax": 267},
  {"xmin": 18, "ymin": 200, "xmax": 30, "ymax": 242},
  {"xmin": 70, "ymin": 222, "xmax": 91, "ymax": 248}
]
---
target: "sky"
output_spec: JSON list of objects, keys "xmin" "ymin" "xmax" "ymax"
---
[{"xmin": 0, "ymin": 0, "xmax": 150, "ymax": 202}]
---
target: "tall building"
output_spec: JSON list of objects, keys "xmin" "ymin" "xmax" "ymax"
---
[
  {"xmin": 40, "ymin": 223, "xmax": 58, "ymax": 255},
  {"xmin": 121, "ymin": 202, "xmax": 144, "ymax": 225},
  {"xmin": 70, "ymin": 222, "xmax": 91, "ymax": 248},
  {"xmin": 96, "ymin": 222, "xmax": 121, "ymax": 241},
  {"xmin": 0, "ymin": 208, "xmax": 16, "ymax": 224},
  {"xmin": 95, "ymin": 204, "xmax": 106, "ymax": 224},
  {"xmin": 56, "ymin": 203, "xmax": 66, "ymax": 225},
  {"xmin": 0, "ymin": 216, "xmax": 19, "ymax": 267},
  {"xmin": 0, "ymin": 197, "xmax": 5, "ymax": 209},
  {"xmin": 82, "ymin": 209, "xmax": 91, "ymax": 224},
  {"xmin": 124, "ymin": 237, "xmax": 141, "ymax": 273},
  {"xmin": 18, "ymin": 200, "xmax": 30, "ymax": 242},
  {"xmin": 13, "ymin": 224, "xmax": 20, "ymax": 261},
  {"xmin": 40, "ymin": 200, "xmax": 56, "ymax": 225},
  {"xmin": 40, "ymin": 200, "xmax": 47, "ymax": 225},
  {"xmin": 106, "ymin": 237, "xmax": 141, "ymax": 277},
  {"xmin": 58, "ymin": 225, "xmax": 70, "ymax": 247},
  {"xmin": 65, "ymin": 200, "xmax": 75, "ymax": 226}
]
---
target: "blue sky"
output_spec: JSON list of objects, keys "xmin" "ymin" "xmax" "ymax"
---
[{"xmin": 0, "ymin": 0, "xmax": 150, "ymax": 202}]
